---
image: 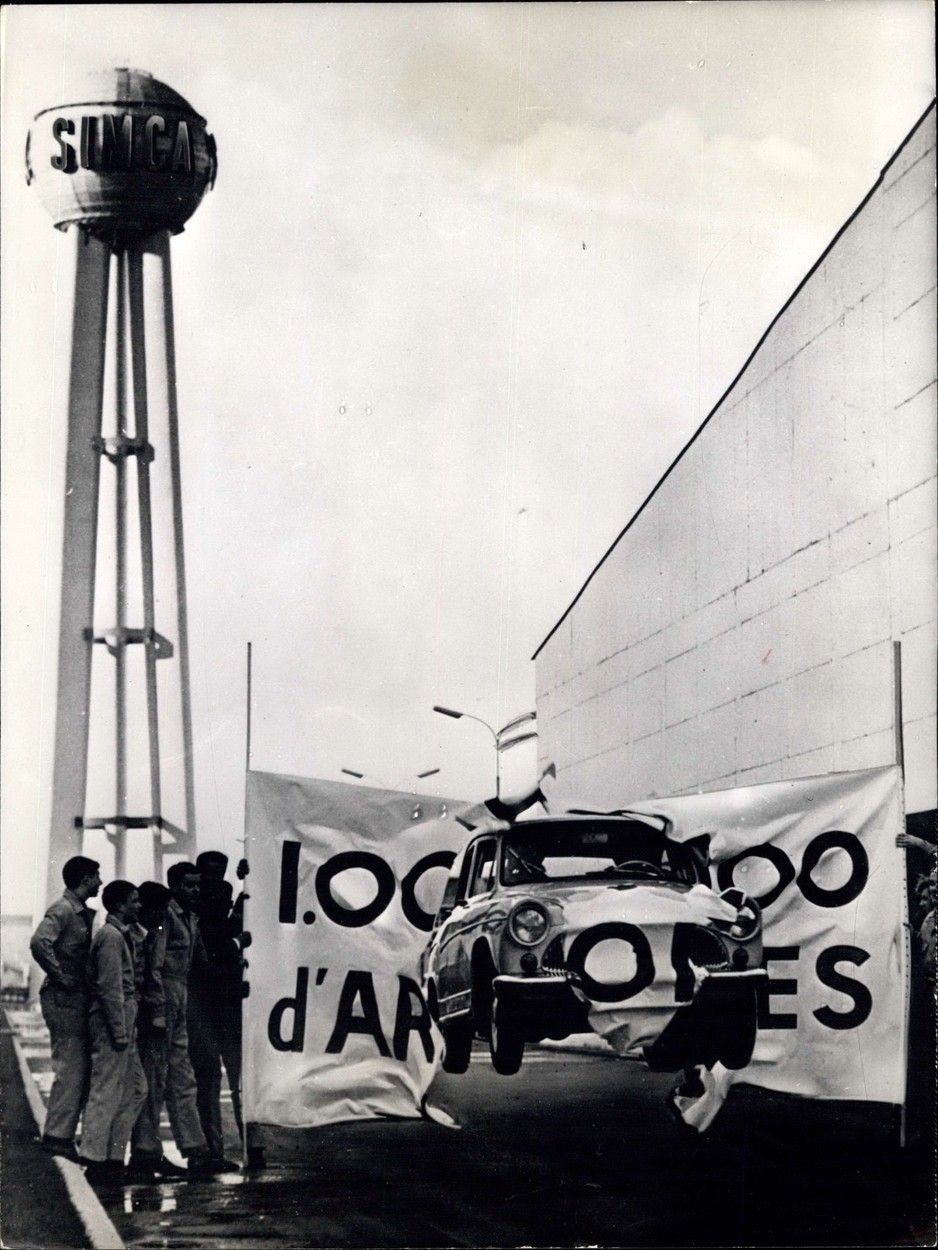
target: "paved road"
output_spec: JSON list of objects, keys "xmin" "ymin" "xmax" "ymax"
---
[{"xmin": 98, "ymin": 1045, "xmax": 932, "ymax": 1248}]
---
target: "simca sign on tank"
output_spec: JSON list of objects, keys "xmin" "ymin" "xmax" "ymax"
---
[{"xmin": 25, "ymin": 67, "xmax": 217, "ymax": 238}]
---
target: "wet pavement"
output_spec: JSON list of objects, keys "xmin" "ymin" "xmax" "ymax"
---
[{"xmin": 10, "ymin": 1009, "xmax": 935, "ymax": 1247}]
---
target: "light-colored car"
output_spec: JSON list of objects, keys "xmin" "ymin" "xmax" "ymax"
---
[{"xmin": 421, "ymin": 812, "xmax": 765, "ymax": 1076}]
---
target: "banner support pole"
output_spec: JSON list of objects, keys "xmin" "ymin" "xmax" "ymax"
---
[
  {"xmin": 893, "ymin": 641, "xmax": 905, "ymax": 778},
  {"xmin": 894, "ymin": 640, "xmax": 910, "ymax": 1149},
  {"xmin": 240, "ymin": 640, "xmax": 252, "ymax": 1171}
]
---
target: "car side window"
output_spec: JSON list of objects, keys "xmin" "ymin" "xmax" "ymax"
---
[
  {"xmin": 455, "ymin": 843, "xmax": 477, "ymax": 903},
  {"xmin": 467, "ymin": 839, "xmax": 497, "ymax": 897},
  {"xmin": 434, "ymin": 871, "xmax": 461, "ymax": 925}
]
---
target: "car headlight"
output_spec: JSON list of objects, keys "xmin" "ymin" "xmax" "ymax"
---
[
  {"xmin": 716, "ymin": 888, "xmax": 762, "ymax": 941},
  {"xmin": 509, "ymin": 902, "xmax": 549, "ymax": 946}
]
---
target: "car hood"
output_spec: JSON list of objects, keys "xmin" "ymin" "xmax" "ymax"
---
[{"xmin": 501, "ymin": 879, "xmax": 737, "ymax": 929}]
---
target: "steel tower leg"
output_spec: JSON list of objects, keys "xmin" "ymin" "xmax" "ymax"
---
[
  {"xmin": 46, "ymin": 230, "xmax": 111, "ymax": 907},
  {"xmin": 141, "ymin": 231, "xmax": 196, "ymax": 865}
]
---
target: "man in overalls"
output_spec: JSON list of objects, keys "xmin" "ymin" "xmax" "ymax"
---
[
  {"xmin": 78, "ymin": 880, "xmax": 148, "ymax": 1181},
  {"xmin": 160, "ymin": 862, "xmax": 214, "ymax": 1176},
  {"xmin": 29, "ymin": 855, "xmax": 101, "ymax": 1161},
  {"xmin": 127, "ymin": 881, "xmax": 188, "ymax": 1180}
]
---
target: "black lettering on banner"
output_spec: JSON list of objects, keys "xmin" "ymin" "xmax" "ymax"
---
[
  {"xmin": 797, "ymin": 832, "xmax": 869, "ymax": 909},
  {"xmin": 392, "ymin": 976, "xmax": 435, "ymax": 1061},
  {"xmin": 51, "ymin": 118, "xmax": 76, "ymax": 171},
  {"xmin": 757, "ymin": 946, "xmax": 799, "ymax": 1029},
  {"xmin": 716, "ymin": 844, "xmax": 795, "ymax": 910},
  {"xmin": 316, "ymin": 852, "xmax": 396, "ymax": 928},
  {"xmin": 813, "ymin": 945, "xmax": 873, "ymax": 1030},
  {"xmin": 325, "ymin": 970, "xmax": 391, "ymax": 1057},
  {"xmin": 400, "ymin": 851, "xmax": 456, "ymax": 932},
  {"xmin": 268, "ymin": 966, "xmax": 308, "ymax": 1052},
  {"xmin": 566, "ymin": 922, "xmax": 655, "ymax": 1003},
  {"xmin": 278, "ymin": 839, "xmax": 301, "ymax": 924}
]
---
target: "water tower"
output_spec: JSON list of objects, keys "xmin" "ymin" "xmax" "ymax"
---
[{"xmin": 26, "ymin": 69, "xmax": 217, "ymax": 897}]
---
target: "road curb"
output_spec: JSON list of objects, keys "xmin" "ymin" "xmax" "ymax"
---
[{"xmin": 10, "ymin": 1018, "xmax": 126, "ymax": 1250}]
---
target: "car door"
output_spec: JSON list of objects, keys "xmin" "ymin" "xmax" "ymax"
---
[{"xmin": 435, "ymin": 839, "xmax": 482, "ymax": 1012}]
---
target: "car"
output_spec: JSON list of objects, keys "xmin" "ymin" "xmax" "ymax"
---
[{"xmin": 421, "ymin": 811, "xmax": 766, "ymax": 1077}]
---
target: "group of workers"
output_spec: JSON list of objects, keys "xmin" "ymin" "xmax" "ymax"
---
[{"xmin": 29, "ymin": 850, "xmax": 262, "ymax": 1183}]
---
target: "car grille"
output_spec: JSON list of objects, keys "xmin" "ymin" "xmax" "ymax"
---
[{"xmin": 540, "ymin": 936, "xmax": 566, "ymax": 977}]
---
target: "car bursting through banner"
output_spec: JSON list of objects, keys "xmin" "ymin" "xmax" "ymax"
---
[
  {"xmin": 241, "ymin": 764, "xmax": 907, "ymax": 1135},
  {"xmin": 420, "ymin": 812, "xmax": 767, "ymax": 1105}
]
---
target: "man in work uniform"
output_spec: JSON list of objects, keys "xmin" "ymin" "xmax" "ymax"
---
[
  {"xmin": 29, "ymin": 854, "xmax": 101, "ymax": 1161},
  {"xmin": 127, "ymin": 881, "xmax": 188, "ymax": 1180},
  {"xmin": 159, "ymin": 861, "xmax": 214, "ymax": 1175},
  {"xmin": 188, "ymin": 850, "xmax": 244, "ymax": 1170},
  {"xmin": 78, "ymin": 880, "xmax": 148, "ymax": 1181}
]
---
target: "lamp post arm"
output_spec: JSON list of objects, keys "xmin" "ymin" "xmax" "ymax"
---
[{"xmin": 455, "ymin": 711, "xmax": 498, "ymax": 742}]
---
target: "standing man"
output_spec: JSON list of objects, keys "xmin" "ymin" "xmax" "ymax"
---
[
  {"xmin": 160, "ymin": 862, "xmax": 214, "ymax": 1175},
  {"xmin": 78, "ymin": 881, "xmax": 148, "ymax": 1181},
  {"xmin": 29, "ymin": 854, "xmax": 101, "ymax": 1161},
  {"xmin": 189, "ymin": 850, "xmax": 242, "ymax": 1170},
  {"xmin": 128, "ymin": 882, "xmax": 187, "ymax": 1180}
]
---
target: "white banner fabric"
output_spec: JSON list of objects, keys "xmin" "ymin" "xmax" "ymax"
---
[
  {"xmin": 582, "ymin": 766, "xmax": 908, "ymax": 1104},
  {"xmin": 242, "ymin": 765, "xmax": 908, "ymax": 1123},
  {"xmin": 242, "ymin": 770, "xmax": 474, "ymax": 1128}
]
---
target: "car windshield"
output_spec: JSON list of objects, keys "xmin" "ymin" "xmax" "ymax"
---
[{"xmin": 500, "ymin": 819, "xmax": 687, "ymax": 886}]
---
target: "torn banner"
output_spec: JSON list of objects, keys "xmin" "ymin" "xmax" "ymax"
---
[
  {"xmin": 568, "ymin": 766, "xmax": 908, "ymax": 1107},
  {"xmin": 241, "ymin": 770, "xmax": 475, "ymax": 1129}
]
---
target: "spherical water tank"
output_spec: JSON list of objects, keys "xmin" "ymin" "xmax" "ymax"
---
[{"xmin": 26, "ymin": 68, "xmax": 216, "ymax": 236}]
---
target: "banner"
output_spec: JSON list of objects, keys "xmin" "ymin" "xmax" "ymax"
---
[
  {"xmin": 241, "ymin": 770, "xmax": 474, "ymax": 1128},
  {"xmin": 242, "ymin": 764, "xmax": 908, "ymax": 1125},
  {"xmin": 579, "ymin": 766, "xmax": 908, "ymax": 1104}
]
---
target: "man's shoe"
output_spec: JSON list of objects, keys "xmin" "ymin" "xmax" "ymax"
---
[
  {"xmin": 126, "ymin": 1154, "xmax": 162, "ymax": 1182},
  {"xmin": 126, "ymin": 1150, "xmax": 176, "ymax": 1180},
  {"xmin": 153, "ymin": 1156, "xmax": 189, "ymax": 1179},
  {"xmin": 183, "ymin": 1150, "xmax": 216, "ymax": 1180},
  {"xmin": 244, "ymin": 1146, "xmax": 267, "ymax": 1171},
  {"xmin": 77, "ymin": 1156, "xmax": 112, "ymax": 1182},
  {"xmin": 41, "ymin": 1137, "xmax": 79, "ymax": 1163},
  {"xmin": 209, "ymin": 1156, "xmax": 241, "ymax": 1174}
]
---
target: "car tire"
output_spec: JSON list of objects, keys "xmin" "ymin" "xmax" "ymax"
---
[
  {"xmin": 716, "ymin": 984, "xmax": 759, "ymax": 1070},
  {"xmin": 441, "ymin": 1017, "xmax": 473, "ymax": 1074},
  {"xmin": 489, "ymin": 994, "xmax": 524, "ymax": 1075}
]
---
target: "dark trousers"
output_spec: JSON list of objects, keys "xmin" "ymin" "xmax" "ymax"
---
[{"xmin": 188, "ymin": 988, "xmax": 243, "ymax": 1158}]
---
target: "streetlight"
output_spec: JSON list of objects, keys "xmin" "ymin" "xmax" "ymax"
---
[{"xmin": 432, "ymin": 706, "xmax": 536, "ymax": 798}]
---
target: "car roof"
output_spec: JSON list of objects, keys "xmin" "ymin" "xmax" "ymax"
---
[{"xmin": 511, "ymin": 810, "xmax": 670, "ymax": 834}]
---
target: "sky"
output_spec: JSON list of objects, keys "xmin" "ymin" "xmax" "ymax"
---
[{"xmin": 1, "ymin": 2, "xmax": 934, "ymax": 913}]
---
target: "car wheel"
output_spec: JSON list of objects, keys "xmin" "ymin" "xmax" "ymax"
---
[
  {"xmin": 441, "ymin": 1017, "xmax": 473, "ymax": 1074},
  {"xmin": 716, "ymin": 984, "xmax": 759, "ymax": 1070},
  {"xmin": 489, "ymin": 994, "xmax": 524, "ymax": 1075}
]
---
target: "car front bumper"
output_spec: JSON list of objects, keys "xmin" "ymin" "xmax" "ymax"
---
[{"xmin": 492, "ymin": 973, "xmax": 590, "ymax": 1041}]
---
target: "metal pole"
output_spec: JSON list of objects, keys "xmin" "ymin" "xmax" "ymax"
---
[
  {"xmin": 46, "ymin": 229, "xmax": 111, "ymax": 907},
  {"xmin": 893, "ymin": 640, "xmax": 905, "ymax": 776},
  {"xmin": 129, "ymin": 246, "xmax": 164, "ymax": 880},
  {"xmin": 241, "ymin": 639, "xmax": 252, "ymax": 1171},
  {"xmin": 146, "ymin": 232, "xmax": 196, "ymax": 854},
  {"xmin": 114, "ymin": 248, "xmax": 128, "ymax": 880},
  {"xmin": 246, "ymin": 642, "xmax": 253, "ymax": 773},
  {"xmin": 894, "ymin": 640, "xmax": 910, "ymax": 1149}
]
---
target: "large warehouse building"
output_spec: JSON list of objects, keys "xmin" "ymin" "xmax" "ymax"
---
[{"xmin": 534, "ymin": 103, "xmax": 936, "ymax": 825}]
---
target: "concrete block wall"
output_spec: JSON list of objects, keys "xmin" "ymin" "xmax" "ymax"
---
[{"xmin": 536, "ymin": 106, "xmax": 936, "ymax": 814}]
